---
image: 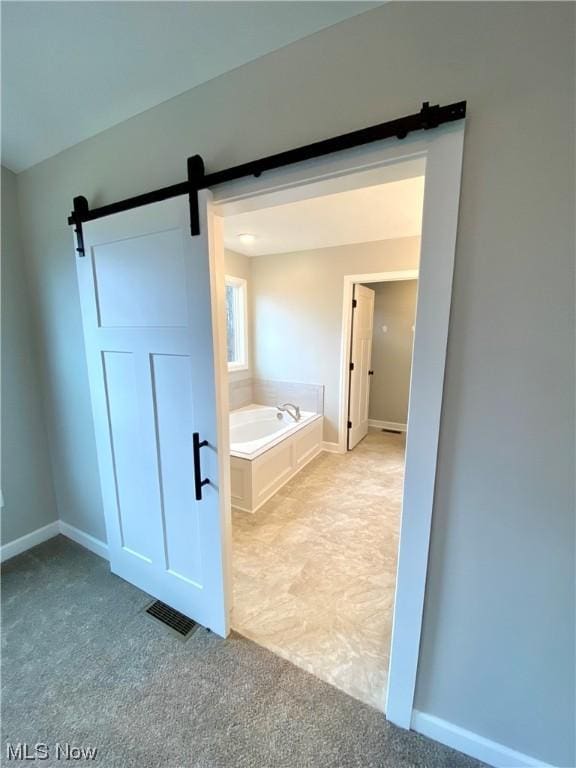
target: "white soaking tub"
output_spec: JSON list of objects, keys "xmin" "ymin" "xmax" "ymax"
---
[{"xmin": 229, "ymin": 404, "xmax": 323, "ymax": 513}]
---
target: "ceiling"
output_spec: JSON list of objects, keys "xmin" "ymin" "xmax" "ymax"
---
[
  {"xmin": 1, "ymin": 2, "xmax": 377, "ymax": 173},
  {"xmin": 222, "ymin": 176, "xmax": 425, "ymax": 257}
]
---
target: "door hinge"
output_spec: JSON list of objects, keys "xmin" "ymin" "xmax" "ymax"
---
[
  {"xmin": 349, "ymin": 362, "xmax": 354, "ymax": 371},
  {"xmin": 347, "ymin": 420, "xmax": 352, "ymax": 429},
  {"xmin": 352, "ymin": 298, "xmax": 357, "ymax": 308}
]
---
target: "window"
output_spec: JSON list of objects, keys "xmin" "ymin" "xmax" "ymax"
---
[{"xmin": 225, "ymin": 275, "xmax": 248, "ymax": 371}]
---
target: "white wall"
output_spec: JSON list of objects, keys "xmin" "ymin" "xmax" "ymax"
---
[
  {"xmin": 1, "ymin": 167, "xmax": 57, "ymax": 544},
  {"xmin": 368, "ymin": 280, "xmax": 417, "ymax": 426},
  {"xmin": 250, "ymin": 239, "xmax": 420, "ymax": 443},
  {"xmin": 13, "ymin": 4, "xmax": 575, "ymax": 765}
]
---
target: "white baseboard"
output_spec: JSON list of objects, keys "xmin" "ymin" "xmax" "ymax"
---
[
  {"xmin": 368, "ymin": 419, "xmax": 407, "ymax": 432},
  {"xmin": 59, "ymin": 521, "xmax": 109, "ymax": 560},
  {"xmin": 0, "ymin": 521, "xmax": 60, "ymax": 563},
  {"xmin": 411, "ymin": 711, "xmax": 556, "ymax": 768},
  {"xmin": 1, "ymin": 520, "xmax": 108, "ymax": 563},
  {"xmin": 322, "ymin": 441, "xmax": 345, "ymax": 454}
]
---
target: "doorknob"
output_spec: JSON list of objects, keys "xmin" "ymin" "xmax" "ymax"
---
[
  {"xmin": 193, "ymin": 432, "xmax": 210, "ymax": 501},
  {"xmin": 368, "ymin": 370, "xmax": 374, "ymax": 376}
]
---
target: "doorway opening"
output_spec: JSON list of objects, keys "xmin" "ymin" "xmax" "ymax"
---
[
  {"xmin": 218, "ymin": 167, "xmax": 423, "ymax": 711},
  {"xmin": 343, "ymin": 272, "xmax": 419, "ymax": 452}
]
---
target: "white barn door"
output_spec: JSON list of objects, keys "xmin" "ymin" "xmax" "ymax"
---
[
  {"xmin": 348, "ymin": 284, "xmax": 375, "ymax": 450},
  {"xmin": 76, "ymin": 192, "xmax": 230, "ymax": 636}
]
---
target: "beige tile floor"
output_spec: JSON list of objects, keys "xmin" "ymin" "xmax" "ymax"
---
[{"xmin": 231, "ymin": 428, "xmax": 405, "ymax": 711}]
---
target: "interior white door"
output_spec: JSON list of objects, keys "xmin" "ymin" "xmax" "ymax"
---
[
  {"xmin": 348, "ymin": 283, "xmax": 375, "ymax": 450},
  {"xmin": 76, "ymin": 192, "xmax": 230, "ymax": 636}
]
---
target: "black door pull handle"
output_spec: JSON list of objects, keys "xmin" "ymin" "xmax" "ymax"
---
[
  {"xmin": 368, "ymin": 370, "xmax": 374, "ymax": 376},
  {"xmin": 193, "ymin": 432, "xmax": 210, "ymax": 501}
]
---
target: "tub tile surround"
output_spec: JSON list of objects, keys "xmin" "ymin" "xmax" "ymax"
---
[
  {"xmin": 253, "ymin": 379, "xmax": 325, "ymax": 416},
  {"xmin": 231, "ymin": 429, "xmax": 404, "ymax": 711},
  {"xmin": 229, "ymin": 377, "xmax": 254, "ymax": 410},
  {"xmin": 229, "ymin": 377, "xmax": 324, "ymax": 415}
]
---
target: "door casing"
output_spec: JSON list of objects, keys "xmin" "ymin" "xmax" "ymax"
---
[{"xmin": 210, "ymin": 124, "xmax": 465, "ymax": 727}]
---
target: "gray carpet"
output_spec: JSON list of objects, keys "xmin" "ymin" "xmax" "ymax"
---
[{"xmin": 2, "ymin": 537, "xmax": 484, "ymax": 767}]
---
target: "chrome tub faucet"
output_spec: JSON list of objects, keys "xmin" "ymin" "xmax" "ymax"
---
[{"xmin": 276, "ymin": 403, "xmax": 301, "ymax": 422}]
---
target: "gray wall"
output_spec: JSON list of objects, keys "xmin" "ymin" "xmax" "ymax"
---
[
  {"xmin": 368, "ymin": 280, "xmax": 417, "ymax": 426},
  {"xmin": 13, "ymin": 4, "xmax": 575, "ymax": 764},
  {"xmin": 1, "ymin": 167, "xmax": 57, "ymax": 544},
  {"xmin": 250, "ymin": 239, "xmax": 419, "ymax": 443}
]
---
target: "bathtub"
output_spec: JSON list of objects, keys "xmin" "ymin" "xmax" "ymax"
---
[{"xmin": 229, "ymin": 404, "xmax": 323, "ymax": 513}]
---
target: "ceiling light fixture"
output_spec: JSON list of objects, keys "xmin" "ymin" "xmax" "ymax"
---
[{"xmin": 238, "ymin": 233, "xmax": 257, "ymax": 245}]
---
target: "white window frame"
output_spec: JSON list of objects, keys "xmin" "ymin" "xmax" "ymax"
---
[{"xmin": 224, "ymin": 275, "xmax": 249, "ymax": 372}]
